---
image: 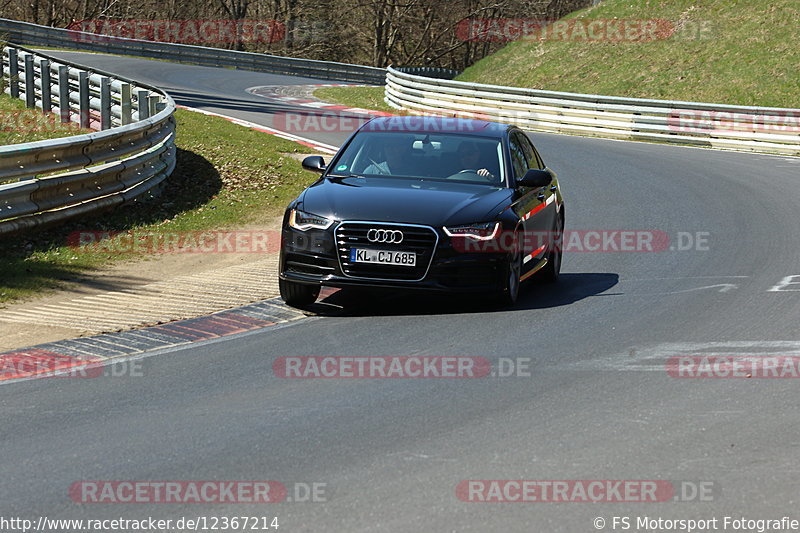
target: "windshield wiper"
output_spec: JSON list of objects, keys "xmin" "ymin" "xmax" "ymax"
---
[{"xmin": 326, "ymin": 173, "xmax": 363, "ymax": 180}]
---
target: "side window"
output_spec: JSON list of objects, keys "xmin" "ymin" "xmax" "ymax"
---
[
  {"xmin": 518, "ymin": 133, "xmax": 544, "ymax": 169},
  {"xmin": 509, "ymin": 135, "xmax": 528, "ymax": 179}
]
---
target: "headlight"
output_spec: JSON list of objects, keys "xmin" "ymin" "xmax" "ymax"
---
[
  {"xmin": 289, "ymin": 209, "xmax": 334, "ymax": 231},
  {"xmin": 443, "ymin": 221, "xmax": 501, "ymax": 240}
]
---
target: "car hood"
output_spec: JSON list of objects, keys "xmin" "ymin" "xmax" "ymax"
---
[{"xmin": 299, "ymin": 177, "xmax": 512, "ymax": 227}]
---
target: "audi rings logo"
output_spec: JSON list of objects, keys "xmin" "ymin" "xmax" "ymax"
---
[{"xmin": 367, "ymin": 229, "xmax": 404, "ymax": 244}]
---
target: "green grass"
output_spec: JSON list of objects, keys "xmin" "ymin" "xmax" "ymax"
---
[
  {"xmin": 0, "ymin": 108, "xmax": 318, "ymax": 305},
  {"xmin": 0, "ymin": 94, "xmax": 92, "ymax": 146},
  {"xmin": 456, "ymin": 0, "xmax": 799, "ymax": 108},
  {"xmin": 313, "ymin": 86, "xmax": 395, "ymax": 113}
]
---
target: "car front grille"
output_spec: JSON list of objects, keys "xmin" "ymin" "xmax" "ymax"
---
[{"xmin": 335, "ymin": 222, "xmax": 438, "ymax": 281}]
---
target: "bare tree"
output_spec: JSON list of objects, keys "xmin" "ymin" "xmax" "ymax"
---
[{"xmin": 1, "ymin": 0, "xmax": 592, "ymax": 67}]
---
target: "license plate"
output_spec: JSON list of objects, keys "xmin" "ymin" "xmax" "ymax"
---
[{"xmin": 350, "ymin": 248, "xmax": 416, "ymax": 266}]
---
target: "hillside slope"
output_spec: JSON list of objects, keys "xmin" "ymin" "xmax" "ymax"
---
[{"xmin": 457, "ymin": 0, "xmax": 798, "ymax": 108}]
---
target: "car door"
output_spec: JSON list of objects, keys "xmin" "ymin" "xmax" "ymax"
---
[
  {"xmin": 518, "ymin": 131, "xmax": 558, "ymax": 231},
  {"xmin": 509, "ymin": 131, "xmax": 553, "ymax": 266}
]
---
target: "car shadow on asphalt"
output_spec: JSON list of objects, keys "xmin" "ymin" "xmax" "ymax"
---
[{"xmin": 305, "ymin": 273, "xmax": 619, "ymax": 317}]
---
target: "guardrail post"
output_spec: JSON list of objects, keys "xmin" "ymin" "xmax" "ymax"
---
[
  {"xmin": 120, "ymin": 83, "xmax": 132, "ymax": 125},
  {"xmin": 8, "ymin": 48, "xmax": 19, "ymax": 98},
  {"xmin": 137, "ymin": 89, "xmax": 150, "ymax": 119},
  {"xmin": 79, "ymin": 70, "xmax": 90, "ymax": 129},
  {"xmin": 100, "ymin": 77, "xmax": 111, "ymax": 130},
  {"xmin": 57, "ymin": 65, "xmax": 70, "ymax": 123},
  {"xmin": 24, "ymin": 53, "xmax": 35, "ymax": 108},
  {"xmin": 148, "ymin": 95, "xmax": 159, "ymax": 117},
  {"xmin": 40, "ymin": 59, "xmax": 52, "ymax": 112}
]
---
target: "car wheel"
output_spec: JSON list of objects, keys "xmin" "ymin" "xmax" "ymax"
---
[
  {"xmin": 538, "ymin": 215, "xmax": 563, "ymax": 283},
  {"xmin": 497, "ymin": 250, "xmax": 523, "ymax": 306},
  {"xmin": 279, "ymin": 278, "xmax": 320, "ymax": 307}
]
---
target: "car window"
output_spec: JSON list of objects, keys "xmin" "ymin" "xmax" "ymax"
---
[
  {"xmin": 508, "ymin": 134, "xmax": 529, "ymax": 179},
  {"xmin": 517, "ymin": 132, "xmax": 544, "ymax": 169},
  {"xmin": 330, "ymin": 131, "xmax": 506, "ymax": 186}
]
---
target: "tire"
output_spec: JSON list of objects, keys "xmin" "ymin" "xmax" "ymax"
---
[
  {"xmin": 497, "ymin": 250, "xmax": 523, "ymax": 306},
  {"xmin": 537, "ymin": 215, "xmax": 563, "ymax": 284},
  {"xmin": 279, "ymin": 278, "xmax": 320, "ymax": 307}
]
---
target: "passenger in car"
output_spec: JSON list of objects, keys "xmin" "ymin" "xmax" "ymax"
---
[{"xmin": 363, "ymin": 137, "xmax": 414, "ymax": 175}]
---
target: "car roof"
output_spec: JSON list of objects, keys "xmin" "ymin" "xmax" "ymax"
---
[{"xmin": 358, "ymin": 116, "xmax": 510, "ymax": 138}]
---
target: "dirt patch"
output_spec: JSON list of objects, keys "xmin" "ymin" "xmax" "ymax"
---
[{"xmin": 0, "ymin": 217, "xmax": 286, "ymax": 352}]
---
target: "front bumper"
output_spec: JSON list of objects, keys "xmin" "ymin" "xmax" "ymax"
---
[{"xmin": 280, "ymin": 224, "xmax": 509, "ymax": 293}]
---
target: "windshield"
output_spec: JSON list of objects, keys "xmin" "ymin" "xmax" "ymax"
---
[{"xmin": 329, "ymin": 131, "xmax": 506, "ymax": 186}]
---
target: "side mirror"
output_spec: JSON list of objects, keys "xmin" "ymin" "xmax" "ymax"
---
[
  {"xmin": 302, "ymin": 155, "xmax": 327, "ymax": 173},
  {"xmin": 517, "ymin": 168, "xmax": 552, "ymax": 188}
]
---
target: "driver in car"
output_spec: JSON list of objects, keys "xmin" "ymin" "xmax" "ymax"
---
[{"xmin": 454, "ymin": 141, "xmax": 495, "ymax": 179}]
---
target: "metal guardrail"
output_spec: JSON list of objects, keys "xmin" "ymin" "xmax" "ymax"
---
[
  {"xmin": 385, "ymin": 67, "xmax": 800, "ymax": 156},
  {"xmin": 0, "ymin": 18, "xmax": 386, "ymax": 85},
  {"xmin": 0, "ymin": 44, "xmax": 176, "ymax": 234}
]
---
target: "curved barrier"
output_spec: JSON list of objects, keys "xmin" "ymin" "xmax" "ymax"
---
[
  {"xmin": 385, "ymin": 67, "xmax": 800, "ymax": 156},
  {"xmin": 0, "ymin": 18, "xmax": 386, "ymax": 85},
  {"xmin": 0, "ymin": 44, "xmax": 176, "ymax": 234}
]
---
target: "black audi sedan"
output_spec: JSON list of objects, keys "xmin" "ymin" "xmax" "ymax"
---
[{"xmin": 279, "ymin": 116, "xmax": 564, "ymax": 307}]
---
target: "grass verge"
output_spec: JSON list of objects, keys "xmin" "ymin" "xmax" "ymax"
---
[
  {"xmin": 0, "ymin": 108, "xmax": 317, "ymax": 305},
  {"xmin": 0, "ymin": 94, "xmax": 92, "ymax": 147},
  {"xmin": 313, "ymin": 86, "xmax": 395, "ymax": 113}
]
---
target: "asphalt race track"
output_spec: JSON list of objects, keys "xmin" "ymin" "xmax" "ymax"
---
[{"xmin": 2, "ymin": 52, "xmax": 800, "ymax": 531}]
